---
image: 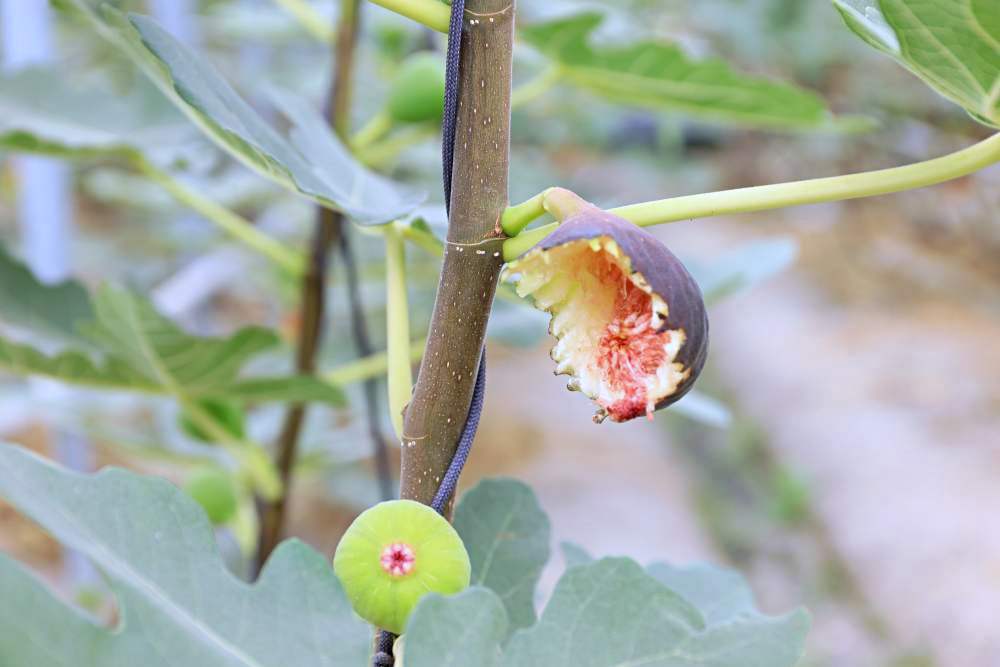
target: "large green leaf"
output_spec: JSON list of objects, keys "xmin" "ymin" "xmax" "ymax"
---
[
  {"xmin": 833, "ymin": 0, "xmax": 1000, "ymax": 127},
  {"xmin": 561, "ymin": 543, "xmax": 799, "ymax": 633},
  {"xmin": 520, "ymin": 13, "xmax": 854, "ymax": 130},
  {"xmin": 402, "ymin": 555, "xmax": 811, "ymax": 666},
  {"xmin": 647, "ymin": 562, "xmax": 769, "ymax": 626},
  {"xmin": 54, "ymin": 0, "xmax": 424, "ymax": 224},
  {"xmin": 0, "ymin": 66, "xmax": 189, "ymax": 160},
  {"xmin": 0, "ymin": 443, "xmax": 370, "ymax": 666},
  {"xmin": 502, "ymin": 558, "xmax": 809, "ymax": 667},
  {"xmin": 0, "ymin": 249, "xmax": 343, "ymax": 405},
  {"xmin": 402, "ymin": 588, "xmax": 508, "ymax": 667},
  {"xmin": 453, "ymin": 479, "xmax": 552, "ymax": 635},
  {"xmin": 685, "ymin": 237, "xmax": 799, "ymax": 307}
]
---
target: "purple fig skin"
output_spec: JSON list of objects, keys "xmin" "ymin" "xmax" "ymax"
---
[{"xmin": 513, "ymin": 203, "xmax": 709, "ymax": 421}]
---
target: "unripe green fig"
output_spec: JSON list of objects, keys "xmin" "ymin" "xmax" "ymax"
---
[
  {"xmin": 179, "ymin": 398, "xmax": 245, "ymax": 443},
  {"xmin": 184, "ymin": 466, "xmax": 239, "ymax": 525},
  {"xmin": 387, "ymin": 53, "xmax": 445, "ymax": 124},
  {"xmin": 333, "ymin": 500, "xmax": 470, "ymax": 634}
]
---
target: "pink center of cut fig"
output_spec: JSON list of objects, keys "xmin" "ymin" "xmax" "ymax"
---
[
  {"xmin": 380, "ymin": 542, "xmax": 416, "ymax": 577},
  {"xmin": 592, "ymin": 253, "xmax": 671, "ymax": 422}
]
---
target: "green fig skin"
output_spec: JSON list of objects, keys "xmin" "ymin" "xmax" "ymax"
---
[
  {"xmin": 387, "ymin": 53, "xmax": 446, "ymax": 124},
  {"xmin": 333, "ymin": 500, "xmax": 471, "ymax": 635},
  {"xmin": 184, "ymin": 466, "xmax": 239, "ymax": 525}
]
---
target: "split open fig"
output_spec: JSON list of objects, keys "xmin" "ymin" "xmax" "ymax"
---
[{"xmin": 506, "ymin": 191, "xmax": 708, "ymax": 423}]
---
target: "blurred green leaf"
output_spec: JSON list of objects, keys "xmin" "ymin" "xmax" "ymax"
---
[
  {"xmin": 454, "ymin": 478, "xmax": 552, "ymax": 635},
  {"xmin": 833, "ymin": 0, "xmax": 1000, "ymax": 127},
  {"xmin": 0, "ymin": 245, "xmax": 94, "ymax": 346},
  {"xmin": 503, "ymin": 557, "xmax": 810, "ymax": 667},
  {"xmin": 179, "ymin": 397, "xmax": 246, "ymax": 443},
  {"xmin": 560, "ymin": 541, "xmax": 594, "ymax": 568},
  {"xmin": 521, "ymin": 13, "xmax": 857, "ymax": 130},
  {"xmin": 55, "ymin": 0, "xmax": 424, "ymax": 224},
  {"xmin": 686, "ymin": 237, "xmax": 799, "ymax": 306},
  {"xmin": 0, "ymin": 249, "xmax": 343, "ymax": 405},
  {"xmin": 402, "ymin": 588, "xmax": 508, "ymax": 667},
  {"xmin": 646, "ymin": 562, "xmax": 765, "ymax": 625},
  {"xmin": 0, "ymin": 443, "xmax": 370, "ymax": 666},
  {"xmin": 0, "ymin": 66, "xmax": 188, "ymax": 160}
]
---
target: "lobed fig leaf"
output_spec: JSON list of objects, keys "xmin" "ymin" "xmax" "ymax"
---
[
  {"xmin": 506, "ymin": 191, "xmax": 709, "ymax": 423},
  {"xmin": 333, "ymin": 499, "xmax": 471, "ymax": 635}
]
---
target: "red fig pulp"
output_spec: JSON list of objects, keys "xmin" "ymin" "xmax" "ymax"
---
[{"xmin": 506, "ymin": 203, "xmax": 708, "ymax": 422}]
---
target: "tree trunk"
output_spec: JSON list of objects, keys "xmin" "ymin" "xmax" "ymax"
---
[{"xmin": 400, "ymin": 0, "xmax": 515, "ymax": 510}]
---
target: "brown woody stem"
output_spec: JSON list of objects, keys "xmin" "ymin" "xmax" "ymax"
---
[
  {"xmin": 255, "ymin": 0, "xmax": 363, "ymax": 569},
  {"xmin": 400, "ymin": 0, "xmax": 515, "ymax": 510}
]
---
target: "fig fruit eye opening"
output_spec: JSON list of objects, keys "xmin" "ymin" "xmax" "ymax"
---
[
  {"xmin": 380, "ymin": 542, "xmax": 416, "ymax": 577},
  {"xmin": 333, "ymin": 500, "xmax": 471, "ymax": 635}
]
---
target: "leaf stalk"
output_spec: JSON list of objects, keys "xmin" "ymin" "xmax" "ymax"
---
[{"xmin": 502, "ymin": 132, "xmax": 1000, "ymax": 260}]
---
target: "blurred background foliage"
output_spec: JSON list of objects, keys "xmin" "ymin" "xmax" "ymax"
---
[{"xmin": 0, "ymin": 1, "xmax": 997, "ymax": 666}]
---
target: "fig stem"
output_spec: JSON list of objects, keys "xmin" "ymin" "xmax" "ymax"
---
[
  {"xmin": 355, "ymin": 124, "xmax": 438, "ymax": 169},
  {"xmin": 326, "ymin": 338, "xmax": 426, "ymax": 386},
  {"xmin": 134, "ymin": 157, "xmax": 304, "ymax": 275},
  {"xmin": 384, "ymin": 223, "xmax": 414, "ymax": 440},
  {"xmin": 367, "ymin": 0, "xmax": 450, "ymax": 33},
  {"xmin": 351, "ymin": 111, "xmax": 394, "ymax": 151},
  {"xmin": 542, "ymin": 187, "xmax": 591, "ymax": 221},
  {"xmin": 502, "ymin": 132, "xmax": 1000, "ymax": 260},
  {"xmin": 500, "ymin": 188, "xmax": 549, "ymax": 236},
  {"xmin": 510, "ymin": 65, "xmax": 563, "ymax": 109}
]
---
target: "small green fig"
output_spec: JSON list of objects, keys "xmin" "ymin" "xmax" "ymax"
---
[
  {"xmin": 333, "ymin": 500, "xmax": 471, "ymax": 635},
  {"xmin": 179, "ymin": 398, "xmax": 245, "ymax": 443},
  {"xmin": 387, "ymin": 52, "xmax": 445, "ymax": 124},
  {"xmin": 184, "ymin": 466, "xmax": 239, "ymax": 525}
]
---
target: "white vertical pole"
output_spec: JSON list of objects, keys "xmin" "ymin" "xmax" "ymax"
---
[
  {"xmin": 1, "ymin": 0, "xmax": 94, "ymax": 587},
  {"xmin": 1, "ymin": 0, "xmax": 73, "ymax": 282}
]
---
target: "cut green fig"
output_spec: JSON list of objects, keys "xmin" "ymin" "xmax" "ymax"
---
[
  {"xmin": 333, "ymin": 500, "xmax": 471, "ymax": 635},
  {"xmin": 506, "ymin": 192, "xmax": 708, "ymax": 423}
]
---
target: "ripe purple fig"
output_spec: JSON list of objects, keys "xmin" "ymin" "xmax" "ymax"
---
[{"xmin": 506, "ymin": 190, "xmax": 708, "ymax": 423}]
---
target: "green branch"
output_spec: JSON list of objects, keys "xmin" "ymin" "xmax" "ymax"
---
[
  {"xmin": 367, "ymin": 0, "xmax": 450, "ymax": 33},
  {"xmin": 510, "ymin": 66, "xmax": 562, "ymax": 109},
  {"xmin": 384, "ymin": 224, "xmax": 413, "ymax": 440},
  {"xmin": 502, "ymin": 132, "xmax": 1000, "ymax": 260},
  {"xmin": 135, "ymin": 158, "xmax": 304, "ymax": 275},
  {"xmin": 326, "ymin": 338, "xmax": 425, "ymax": 386}
]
